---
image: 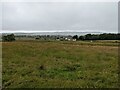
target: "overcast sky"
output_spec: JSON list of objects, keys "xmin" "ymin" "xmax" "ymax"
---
[{"xmin": 1, "ymin": 1, "xmax": 118, "ymax": 33}]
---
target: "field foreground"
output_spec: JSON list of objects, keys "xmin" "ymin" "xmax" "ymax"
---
[{"xmin": 2, "ymin": 40, "xmax": 119, "ymax": 88}]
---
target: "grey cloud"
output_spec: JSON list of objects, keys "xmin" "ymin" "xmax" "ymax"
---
[
  {"xmin": 2, "ymin": 2, "xmax": 118, "ymax": 33},
  {"xmin": 0, "ymin": 2, "xmax": 2, "ymax": 30}
]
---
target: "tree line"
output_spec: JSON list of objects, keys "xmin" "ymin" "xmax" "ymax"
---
[
  {"xmin": 2, "ymin": 33, "xmax": 120, "ymax": 42},
  {"xmin": 73, "ymin": 33, "xmax": 120, "ymax": 40}
]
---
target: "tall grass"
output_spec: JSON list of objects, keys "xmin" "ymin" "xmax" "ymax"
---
[{"xmin": 2, "ymin": 41, "xmax": 119, "ymax": 88}]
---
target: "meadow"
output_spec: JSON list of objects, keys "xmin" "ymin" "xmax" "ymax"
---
[{"xmin": 2, "ymin": 40, "xmax": 119, "ymax": 88}]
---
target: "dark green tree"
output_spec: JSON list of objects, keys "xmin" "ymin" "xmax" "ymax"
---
[
  {"xmin": 2, "ymin": 34, "xmax": 15, "ymax": 42},
  {"xmin": 79, "ymin": 36, "xmax": 85, "ymax": 40},
  {"xmin": 72, "ymin": 35, "xmax": 78, "ymax": 40}
]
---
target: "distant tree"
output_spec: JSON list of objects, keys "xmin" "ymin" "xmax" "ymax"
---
[
  {"xmin": 35, "ymin": 37, "xmax": 39, "ymax": 40},
  {"xmin": 85, "ymin": 34, "xmax": 92, "ymax": 40},
  {"xmin": 56, "ymin": 37, "xmax": 60, "ymax": 39},
  {"xmin": 47, "ymin": 35, "xmax": 50, "ymax": 37},
  {"xmin": 2, "ymin": 36, "xmax": 8, "ymax": 41},
  {"xmin": 2, "ymin": 34, "xmax": 15, "ymax": 42},
  {"xmin": 72, "ymin": 35, "xmax": 78, "ymax": 40},
  {"xmin": 79, "ymin": 36, "xmax": 85, "ymax": 40}
]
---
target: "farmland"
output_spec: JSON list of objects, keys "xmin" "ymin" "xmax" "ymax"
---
[{"xmin": 2, "ymin": 40, "xmax": 119, "ymax": 88}]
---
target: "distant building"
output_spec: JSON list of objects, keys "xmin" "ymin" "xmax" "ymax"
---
[
  {"xmin": 73, "ymin": 39, "xmax": 76, "ymax": 41},
  {"xmin": 68, "ymin": 39, "xmax": 71, "ymax": 41},
  {"xmin": 65, "ymin": 38, "xmax": 68, "ymax": 41}
]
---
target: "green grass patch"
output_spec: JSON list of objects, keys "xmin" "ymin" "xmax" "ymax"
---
[{"xmin": 2, "ymin": 40, "xmax": 119, "ymax": 88}]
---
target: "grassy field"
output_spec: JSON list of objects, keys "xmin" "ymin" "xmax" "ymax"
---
[{"xmin": 2, "ymin": 40, "xmax": 119, "ymax": 88}]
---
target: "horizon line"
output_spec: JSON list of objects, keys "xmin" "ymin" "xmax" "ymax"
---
[{"xmin": 0, "ymin": 30, "xmax": 118, "ymax": 33}]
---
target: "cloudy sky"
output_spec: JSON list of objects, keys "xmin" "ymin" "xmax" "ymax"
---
[{"xmin": 1, "ymin": 0, "xmax": 118, "ymax": 33}]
